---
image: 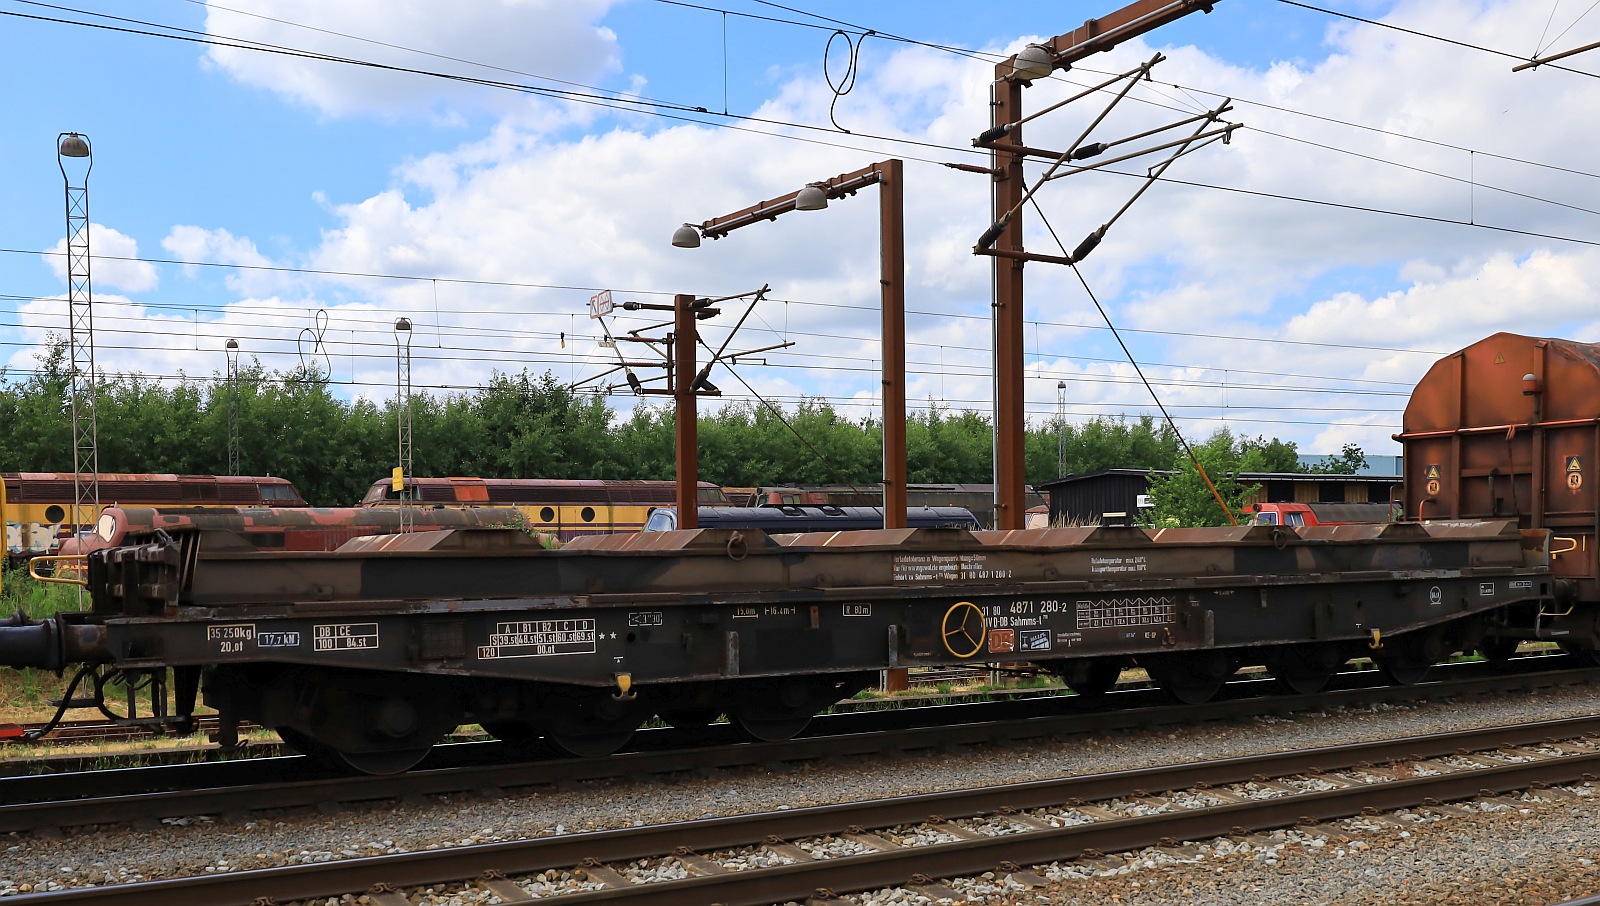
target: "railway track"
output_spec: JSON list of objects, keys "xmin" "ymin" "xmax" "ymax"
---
[
  {"xmin": 1, "ymin": 658, "xmax": 1595, "ymax": 836},
  {"xmin": 0, "ymin": 674, "xmax": 1030, "ymax": 771},
  {"xmin": 9, "ymin": 710, "xmax": 1600, "ymax": 905},
  {"xmin": 0, "ymin": 649, "xmax": 1565, "ymax": 767}
]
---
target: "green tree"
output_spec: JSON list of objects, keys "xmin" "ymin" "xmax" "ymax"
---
[
  {"xmin": 1027, "ymin": 414, "xmax": 1181, "ymax": 482},
  {"xmin": 1142, "ymin": 428, "xmax": 1263, "ymax": 527},
  {"xmin": 1305, "ymin": 443, "xmax": 1368, "ymax": 475},
  {"xmin": 610, "ymin": 404, "xmax": 674, "ymax": 479},
  {"xmin": 97, "ymin": 372, "xmax": 210, "ymax": 474},
  {"xmin": 238, "ymin": 364, "xmax": 385, "ymax": 504},
  {"xmin": 470, "ymin": 371, "xmax": 616, "ymax": 479},
  {"xmin": 907, "ymin": 403, "xmax": 991, "ymax": 483},
  {"xmin": 1238, "ymin": 435, "xmax": 1301, "ymax": 473},
  {"xmin": 0, "ymin": 337, "xmax": 72, "ymax": 471}
]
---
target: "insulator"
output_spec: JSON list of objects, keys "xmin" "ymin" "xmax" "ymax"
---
[
  {"xmin": 1072, "ymin": 226, "xmax": 1106, "ymax": 262},
  {"xmin": 976, "ymin": 221, "xmax": 1006, "ymax": 250},
  {"xmin": 975, "ymin": 123, "xmax": 1014, "ymax": 145}
]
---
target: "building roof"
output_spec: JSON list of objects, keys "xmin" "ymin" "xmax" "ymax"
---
[{"xmin": 1036, "ymin": 468, "xmax": 1402, "ymax": 490}]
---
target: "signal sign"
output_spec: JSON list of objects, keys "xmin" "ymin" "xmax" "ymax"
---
[
  {"xmin": 1423, "ymin": 463, "xmax": 1442, "ymax": 497},
  {"xmin": 588, "ymin": 290, "xmax": 614, "ymax": 319}
]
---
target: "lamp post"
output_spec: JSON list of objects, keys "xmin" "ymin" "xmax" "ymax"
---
[
  {"xmin": 394, "ymin": 318, "xmax": 414, "ymax": 532},
  {"xmin": 1056, "ymin": 380, "xmax": 1067, "ymax": 478},
  {"xmin": 226, "ymin": 339, "xmax": 241, "ymax": 476},
  {"xmin": 58, "ymin": 132, "xmax": 98, "ymax": 540},
  {"xmin": 673, "ymin": 159, "xmax": 908, "ymax": 528}
]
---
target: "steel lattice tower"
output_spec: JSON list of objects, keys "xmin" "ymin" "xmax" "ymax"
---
[
  {"xmin": 394, "ymin": 318, "xmax": 414, "ymax": 532},
  {"xmin": 226, "ymin": 339, "xmax": 240, "ymax": 476},
  {"xmin": 58, "ymin": 133, "xmax": 98, "ymax": 532},
  {"xmin": 1056, "ymin": 380, "xmax": 1067, "ymax": 478}
]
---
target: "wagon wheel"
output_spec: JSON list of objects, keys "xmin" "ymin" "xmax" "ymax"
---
[
  {"xmin": 1270, "ymin": 643, "xmax": 1345, "ymax": 696},
  {"xmin": 540, "ymin": 688, "xmax": 648, "ymax": 758},
  {"xmin": 1144, "ymin": 652, "xmax": 1235, "ymax": 705},
  {"xmin": 1375, "ymin": 631, "xmax": 1442, "ymax": 686},
  {"xmin": 1376, "ymin": 657, "xmax": 1431, "ymax": 686},
  {"xmin": 483, "ymin": 718, "xmax": 624, "ymax": 757},
  {"xmin": 732, "ymin": 713, "xmax": 813, "ymax": 743},
  {"xmin": 277, "ymin": 726, "xmax": 433, "ymax": 775},
  {"xmin": 1271, "ymin": 662, "xmax": 1335, "ymax": 696},
  {"xmin": 328, "ymin": 746, "xmax": 434, "ymax": 775},
  {"xmin": 544, "ymin": 726, "xmax": 639, "ymax": 758},
  {"xmin": 1062, "ymin": 659, "xmax": 1124, "ymax": 699},
  {"xmin": 727, "ymin": 673, "xmax": 869, "ymax": 743}
]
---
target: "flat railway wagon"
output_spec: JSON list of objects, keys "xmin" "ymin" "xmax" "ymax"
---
[
  {"xmin": 0, "ymin": 516, "xmax": 1562, "ymax": 773},
  {"xmin": 359, "ymin": 477, "xmax": 729, "ymax": 540},
  {"xmin": 4, "ymin": 333, "xmax": 1600, "ymax": 775},
  {"xmin": 61, "ymin": 505, "xmax": 541, "ymax": 559},
  {"xmin": 2, "ymin": 472, "xmax": 305, "ymax": 563}
]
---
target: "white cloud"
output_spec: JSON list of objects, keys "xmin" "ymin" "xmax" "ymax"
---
[
  {"xmin": 1285, "ymin": 250, "xmax": 1600, "ymax": 351},
  {"xmin": 293, "ymin": 3, "xmax": 1600, "ymax": 453},
  {"xmin": 9, "ymin": 293, "xmax": 392, "ymax": 390},
  {"xmin": 22, "ymin": 0, "xmax": 1600, "ymax": 459},
  {"xmin": 42, "ymin": 225, "xmax": 159, "ymax": 294},
  {"xmin": 163, "ymin": 226, "xmax": 278, "ymax": 295},
  {"xmin": 201, "ymin": 0, "xmax": 623, "ymax": 120}
]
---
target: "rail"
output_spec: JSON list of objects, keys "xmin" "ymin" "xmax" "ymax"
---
[
  {"xmin": 2, "ymin": 660, "xmax": 1593, "ymax": 835},
  {"xmin": 10, "ymin": 712, "xmax": 1600, "ymax": 905}
]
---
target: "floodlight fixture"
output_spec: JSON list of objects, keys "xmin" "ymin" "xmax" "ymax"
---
[
  {"xmin": 794, "ymin": 182, "xmax": 829, "ymax": 211},
  {"xmin": 57, "ymin": 133, "xmax": 90, "ymax": 158},
  {"xmin": 1008, "ymin": 44, "xmax": 1056, "ymax": 82},
  {"xmin": 671, "ymin": 223, "xmax": 702, "ymax": 248}
]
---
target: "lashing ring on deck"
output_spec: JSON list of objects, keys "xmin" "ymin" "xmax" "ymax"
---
[
  {"xmin": 941, "ymin": 600, "xmax": 987, "ymax": 658},
  {"xmin": 726, "ymin": 532, "xmax": 747, "ymax": 561}
]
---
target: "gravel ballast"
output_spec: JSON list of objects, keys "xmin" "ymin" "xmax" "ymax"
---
[{"xmin": 3, "ymin": 681, "xmax": 1600, "ymax": 902}]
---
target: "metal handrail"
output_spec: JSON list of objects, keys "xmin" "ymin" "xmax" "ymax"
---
[{"xmin": 28, "ymin": 554, "xmax": 87, "ymax": 587}]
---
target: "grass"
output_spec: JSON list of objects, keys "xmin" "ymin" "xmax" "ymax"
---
[
  {"xmin": 3, "ymin": 565, "xmax": 86, "ymax": 621},
  {"xmin": 0, "ymin": 568, "xmax": 91, "ymax": 724}
]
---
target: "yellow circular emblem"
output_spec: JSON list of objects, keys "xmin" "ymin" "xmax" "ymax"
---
[{"xmin": 940, "ymin": 601, "xmax": 987, "ymax": 659}]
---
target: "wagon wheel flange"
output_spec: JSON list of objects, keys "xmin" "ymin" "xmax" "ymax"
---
[{"xmin": 940, "ymin": 601, "xmax": 987, "ymax": 659}]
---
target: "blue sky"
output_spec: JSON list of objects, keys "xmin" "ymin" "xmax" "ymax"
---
[{"xmin": 3, "ymin": 0, "xmax": 1600, "ymax": 464}]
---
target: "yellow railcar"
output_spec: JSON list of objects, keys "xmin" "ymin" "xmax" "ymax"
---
[
  {"xmin": 3, "ymin": 472, "xmax": 306, "ymax": 561},
  {"xmin": 359, "ymin": 477, "xmax": 729, "ymax": 540}
]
